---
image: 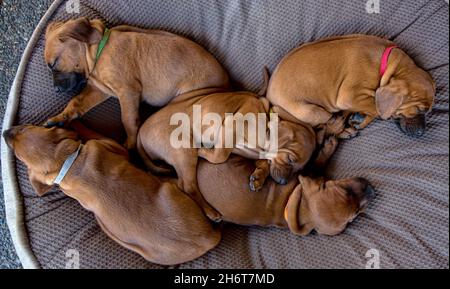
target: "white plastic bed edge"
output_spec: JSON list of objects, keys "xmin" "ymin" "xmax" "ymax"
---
[{"xmin": 1, "ymin": 0, "xmax": 65, "ymax": 269}]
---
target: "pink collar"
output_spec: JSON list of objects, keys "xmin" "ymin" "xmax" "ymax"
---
[{"xmin": 380, "ymin": 45, "xmax": 398, "ymax": 77}]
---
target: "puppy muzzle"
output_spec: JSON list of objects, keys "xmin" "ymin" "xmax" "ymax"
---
[
  {"xmin": 395, "ymin": 114, "xmax": 426, "ymax": 138},
  {"xmin": 52, "ymin": 71, "xmax": 87, "ymax": 97}
]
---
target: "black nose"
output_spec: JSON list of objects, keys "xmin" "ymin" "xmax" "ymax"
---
[
  {"xmin": 354, "ymin": 177, "xmax": 375, "ymax": 205},
  {"xmin": 396, "ymin": 114, "xmax": 426, "ymax": 138},
  {"xmin": 277, "ymin": 178, "xmax": 288, "ymax": 185},
  {"xmin": 3, "ymin": 127, "xmax": 18, "ymax": 149}
]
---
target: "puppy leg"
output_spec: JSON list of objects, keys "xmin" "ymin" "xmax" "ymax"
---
[
  {"xmin": 198, "ymin": 148, "xmax": 233, "ymax": 164},
  {"xmin": 175, "ymin": 154, "xmax": 222, "ymax": 222},
  {"xmin": 349, "ymin": 114, "xmax": 376, "ymax": 130},
  {"xmin": 313, "ymin": 136, "xmax": 339, "ymax": 170},
  {"xmin": 249, "ymin": 160, "xmax": 270, "ymax": 192},
  {"xmin": 284, "ymin": 103, "xmax": 333, "ymax": 127},
  {"xmin": 117, "ymin": 93, "xmax": 141, "ymax": 150},
  {"xmin": 44, "ymin": 85, "xmax": 108, "ymax": 127}
]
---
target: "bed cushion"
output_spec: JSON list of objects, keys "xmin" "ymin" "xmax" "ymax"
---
[{"xmin": 4, "ymin": 0, "xmax": 449, "ymax": 268}]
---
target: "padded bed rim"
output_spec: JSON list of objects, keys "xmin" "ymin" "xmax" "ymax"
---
[{"xmin": 1, "ymin": 0, "xmax": 65, "ymax": 269}]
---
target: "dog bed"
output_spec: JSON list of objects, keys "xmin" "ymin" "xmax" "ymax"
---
[{"xmin": 2, "ymin": 0, "xmax": 448, "ymax": 269}]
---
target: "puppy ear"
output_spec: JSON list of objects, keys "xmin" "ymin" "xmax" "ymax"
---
[
  {"xmin": 284, "ymin": 182, "xmax": 314, "ymax": 236},
  {"xmin": 60, "ymin": 17, "xmax": 102, "ymax": 44},
  {"xmin": 28, "ymin": 170, "xmax": 52, "ymax": 197},
  {"xmin": 375, "ymin": 85, "xmax": 404, "ymax": 120},
  {"xmin": 45, "ymin": 22, "xmax": 61, "ymax": 38}
]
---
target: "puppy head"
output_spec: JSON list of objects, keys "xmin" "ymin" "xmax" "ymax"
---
[
  {"xmin": 375, "ymin": 69, "xmax": 435, "ymax": 138},
  {"xmin": 44, "ymin": 17, "xmax": 103, "ymax": 96},
  {"xmin": 285, "ymin": 176, "xmax": 375, "ymax": 236},
  {"xmin": 3, "ymin": 125, "xmax": 80, "ymax": 196},
  {"xmin": 269, "ymin": 120, "xmax": 316, "ymax": 185}
]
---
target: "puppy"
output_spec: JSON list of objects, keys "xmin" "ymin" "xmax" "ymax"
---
[
  {"xmin": 43, "ymin": 17, "xmax": 230, "ymax": 149},
  {"xmin": 197, "ymin": 153, "xmax": 375, "ymax": 236},
  {"xmin": 267, "ymin": 34, "xmax": 435, "ymax": 138},
  {"xmin": 137, "ymin": 91, "xmax": 317, "ymax": 221},
  {"xmin": 3, "ymin": 123, "xmax": 221, "ymax": 265}
]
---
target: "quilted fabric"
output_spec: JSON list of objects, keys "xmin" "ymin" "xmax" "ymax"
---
[{"xmin": 12, "ymin": 0, "xmax": 449, "ymax": 268}]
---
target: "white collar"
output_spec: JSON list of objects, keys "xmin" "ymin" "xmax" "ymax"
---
[{"xmin": 53, "ymin": 143, "xmax": 83, "ymax": 185}]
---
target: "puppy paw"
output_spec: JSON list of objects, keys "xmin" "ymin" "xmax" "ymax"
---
[
  {"xmin": 337, "ymin": 127, "xmax": 359, "ymax": 140},
  {"xmin": 43, "ymin": 114, "xmax": 70, "ymax": 128},
  {"xmin": 205, "ymin": 208, "xmax": 223, "ymax": 223},
  {"xmin": 348, "ymin": 113, "xmax": 366, "ymax": 128},
  {"xmin": 325, "ymin": 114, "xmax": 347, "ymax": 136},
  {"xmin": 249, "ymin": 174, "xmax": 263, "ymax": 192}
]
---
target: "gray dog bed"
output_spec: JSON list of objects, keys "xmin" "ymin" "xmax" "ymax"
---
[{"xmin": 2, "ymin": 0, "xmax": 448, "ymax": 269}]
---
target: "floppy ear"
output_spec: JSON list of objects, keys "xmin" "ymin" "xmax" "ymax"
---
[
  {"xmin": 375, "ymin": 85, "xmax": 404, "ymax": 120},
  {"xmin": 60, "ymin": 17, "xmax": 102, "ymax": 44},
  {"xmin": 45, "ymin": 22, "xmax": 61, "ymax": 38},
  {"xmin": 28, "ymin": 170, "xmax": 52, "ymax": 196},
  {"xmin": 284, "ymin": 182, "xmax": 314, "ymax": 236}
]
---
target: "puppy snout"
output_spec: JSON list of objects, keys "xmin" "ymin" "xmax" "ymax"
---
[
  {"xmin": 2, "ymin": 126, "xmax": 24, "ymax": 149},
  {"xmin": 354, "ymin": 177, "xmax": 375, "ymax": 208},
  {"xmin": 52, "ymin": 72, "xmax": 87, "ymax": 96},
  {"xmin": 396, "ymin": 114, "xmax": 426, "ymax": 138}
]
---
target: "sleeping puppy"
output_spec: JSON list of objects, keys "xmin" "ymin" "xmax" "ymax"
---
[
  {"xmin": 267, "ymin": 34, "xmax": 435, "ymax": 138},
  {"xmin": 43, "ymin": 17, "xmax": 229, "ymax": 149},
  {"xmin": 137, "ymin": 91, "xmax": 317, "ymax": 222},
  {"xmin": 197, "ymin": 154, "xmax": 375, "ymax": 236},
  {"xmin": 3, "ymin": 123, "xmax": 221, "ymax": 265}
]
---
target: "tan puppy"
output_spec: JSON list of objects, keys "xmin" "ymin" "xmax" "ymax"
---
[
  {"xmin": 137, "ymin": 91, "xmax": 317, "ymax": 221},
  {"xmin": 3, "ymin": 123, "xmax": 221, "ymax": 265},
  {"xmin": 43, "ymin": 17, "xmax": 229, "ymax": 149},
  {"xmin": 267, "ymin": 34, "xmax": 435, "ymax": 138},
  {"xmin": 197, "ymin": 154, "xmax": 375, "ymax": 236}
]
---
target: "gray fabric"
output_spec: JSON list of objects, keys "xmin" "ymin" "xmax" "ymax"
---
[{"xmin": 7, "ymin": 0, "xmax": 449, "ymax": 268}]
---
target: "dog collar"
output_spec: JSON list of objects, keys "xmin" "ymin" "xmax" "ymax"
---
[
  {"xmin": 53, "ymin": 143, "xmax": 83, "ymax": 185},
  {"xmin": 90, "ymin": 28, "xmax": 111, "ymax": 74},
  {"xmin": 380, "ymin": 45, "xmax": 398, "ymax": 77}
]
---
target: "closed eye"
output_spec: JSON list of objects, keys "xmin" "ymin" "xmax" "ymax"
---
[{"xmin": 48, "ymin": 57, "xmax": 59, "ymax": 71}]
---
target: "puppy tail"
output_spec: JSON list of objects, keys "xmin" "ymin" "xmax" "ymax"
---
[
  {"xmin": 136, "ymin": 138, "xmax": 175, "ymax": 176},
  {"xmin": 257, "ymin": 66, "xmax": 271, "ymax": 97}
]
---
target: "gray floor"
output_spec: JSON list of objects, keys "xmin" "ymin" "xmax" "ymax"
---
[{"xmin": 0, "ymin": 0, "xmax": 54, "ymax": 269}]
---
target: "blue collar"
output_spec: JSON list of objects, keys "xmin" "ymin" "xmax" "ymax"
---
[{"xmin": 53, "ymin": 144, "xmax": 83, "ymax": 185}]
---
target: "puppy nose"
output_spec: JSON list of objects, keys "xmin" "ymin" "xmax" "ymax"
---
[
  {"xmin": 364, "ymin": 183, "xmax": 376, "ymax": 201},
  {"xmin": 2, "ymin": 127, "xmax": 20, "ymax": 148},
  {"xmin": 278, "ymin": 178, "xmax": 288, "ymax": 185}
]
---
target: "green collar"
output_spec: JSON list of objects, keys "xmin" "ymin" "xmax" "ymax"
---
[{"xmin": 91, "ymin": 28, "xmax": 111, "ymax": 73}]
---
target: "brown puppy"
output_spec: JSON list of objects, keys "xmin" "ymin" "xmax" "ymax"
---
[
  {"xmin": 43, "ymin": 17, "xmax": 230, "ymax": 149},
  {"xmin": 137, "ymin": 91, "xmax": 317, "ymax": 221},
  {"xmin": 3, "ymin": 123, "xmax": 221, "ymax": 265},
  {"xmin": 267, "ymin": 34, "xmax": 435, "ymax": 138},
  {"xmin": 197, "ymin": 154, "xmax": 375, "ymax": 236}
]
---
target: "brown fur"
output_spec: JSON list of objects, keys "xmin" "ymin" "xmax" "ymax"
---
[
  {"xmin": 137, "ymin": 91, "xmax": 317, "ymax": 221},
  {"xmin": 197, "ymin": 153, "xmax": 374, "ymax": 236},
  {"xmin": 43, "ymin": 17, "xmax": 230, "ymax": 149},
  {"xmin": 267, "ymin": 34, "xmax": 435, "ymax": 137},
  {"xmin": 3, "ymin": 123, "xmax": 221, "ymax": 265}
]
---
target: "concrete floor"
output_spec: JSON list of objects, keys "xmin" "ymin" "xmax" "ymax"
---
[{"xmin": 0, "ymin": 0, "xmax": 54, "ymax": 269}]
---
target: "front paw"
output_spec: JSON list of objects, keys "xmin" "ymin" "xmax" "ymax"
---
[
  {"xmin": 249, "ymin": 174, "xmax": 263, "ymax": 192},
  {"xmin": 348, "ymin": 112, "xmax": 366, "ymax": 129},
  {"xmin": 338, "ymin": 127, "xmax": 360, "ymax": 140},
  {"xmin": 43, "ymin": 114, "xmax": 70, "ymax": 128}
]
